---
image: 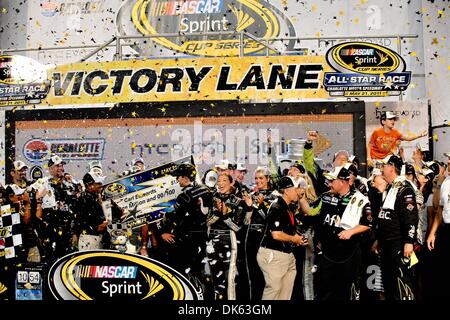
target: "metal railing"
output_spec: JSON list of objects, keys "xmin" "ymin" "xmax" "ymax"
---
[{"xmin": 1, "ymin": 32, "xmax": 418, "ymax": 62}]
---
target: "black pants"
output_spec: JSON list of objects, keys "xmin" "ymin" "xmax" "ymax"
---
[
  {"xmin": 315, "ymin": 246, "xmax": 362, "ymax": 300},
  {"xmin": 379, "ymin": 240, "xmax": 416, "ymax": 300},
  {"xmin": 241, "ymin": 226, "xmax": 265, "ymax": 300},
  {"xmin": 207, "ymin": 229, "xmax": 238, "ymax": 300}
]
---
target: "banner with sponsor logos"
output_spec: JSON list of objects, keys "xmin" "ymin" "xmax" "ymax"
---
[
  {"xmin": 1, "ymin": 41, "xmax": 414, "ymax": 107},
  {"xmin": 48, "ymin": 250, "xmax": 202, "ymax": 300}
]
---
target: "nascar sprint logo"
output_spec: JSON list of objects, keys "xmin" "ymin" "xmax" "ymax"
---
[
  {"xmin": 324, "ymin": 42, "xmax": 411, "ymax": 97},
  {"xmin": 117, "ymin": 0, "xmax": 296, "ymax": 56},
  {"xmin": 0, "ymin": 55, "xmax": 50, "ymax": 106},
  {"xmin": 48, "ymin": 250, "xmax": 202, "ymax": 300}
]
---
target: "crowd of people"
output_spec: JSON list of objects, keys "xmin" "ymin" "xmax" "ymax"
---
[{"xmin": 1, "ymin": 111, "xmax": 449, "ymax": 301}]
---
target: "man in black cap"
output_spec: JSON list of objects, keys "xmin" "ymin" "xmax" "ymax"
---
[
  {"xmin": 31, "ymin": 155, "xmax": 77, "ymax": 264},
  {"xmin": 73, "ymin": 171, "xmax": 109, "ymax": 251},
  {"xmin": 298, "ymin": 165, "xmax": 373, "ymax": 300},
  {"xmin": 376, "ymin": 154, "xmax": 419, "ymax": 300},
  {"xmin": 158, "ymin": 163, "xmax": 213, "ymax": 297},
  {"xmin": 257, "ymin": 176, "xmax": 307, "ymax": 300}
]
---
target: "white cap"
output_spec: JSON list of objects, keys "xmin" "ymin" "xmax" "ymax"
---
[
  {"xmin": 215, "ymin": 159, "xmax": 232, "ymax": 170},
  {"xmin": 13, "ymin": 160, "xmax": 28, "ymax": 171},
  {"xmin": 236, "ymin": 162, "xmax": 247, "ymax": 172}
]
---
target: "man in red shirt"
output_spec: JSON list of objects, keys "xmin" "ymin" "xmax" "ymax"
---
[{"xmin": 368, "ymin": 111, "xmax": 427, "ymax": 168}]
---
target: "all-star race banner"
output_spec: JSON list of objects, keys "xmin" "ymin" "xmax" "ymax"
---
[
  {"xmin": 43, "ymin": 55, "xmax": 331, "ymax": 106},
  {"xmin": 102, "ymin": 156, "xmax": 193, "ymax": 229}
]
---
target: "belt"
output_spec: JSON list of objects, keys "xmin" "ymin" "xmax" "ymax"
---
[
  {"xmin": 260, "ymin": 245, "xmax": 293, "ymax": 254},
  {"xmin": 248, "ymin": 224, "xmax": 264, "ymax": 232},
  {"xmin": 209, "ymin": 229, "xmax": 231, "ymax": 235}
]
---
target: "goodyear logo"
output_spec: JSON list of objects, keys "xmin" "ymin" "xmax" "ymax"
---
[
  {"xmin": 0, "ymin": 55, "xmax": 50, "ymax": 107},
  {"xmin": 48, "ymin": 250, "xmax": 202, "ymax": 300},
  {"xmin": 118, "ymin": 0, "xmax": 296, "ymax": 56},
  {"xmin": 324, "ymin": 42, "xmax": 411, "ymax": 97}
]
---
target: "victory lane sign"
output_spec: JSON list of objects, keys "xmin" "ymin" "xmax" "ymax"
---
[{"xmin": 44, "ymin": 55, "xmax": 331, "ymax": 105}]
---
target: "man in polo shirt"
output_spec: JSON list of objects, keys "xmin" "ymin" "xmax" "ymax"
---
[{"xmin": 257, "ymin": 176, "xmax": 307, "ymax": 300}]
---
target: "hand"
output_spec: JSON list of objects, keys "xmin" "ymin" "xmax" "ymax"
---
[
  {"xmin": 257, "ymin": 194, "xmax": 265, "ymax": 206},
  {"xmin": 371, "ymin": 240, "xmax": 380, "ymax": 255},
  {"xmin": 36, "ymin": 187, "xmax": 48, "ymax": 199},
  {"xmin": 161, "ymin": 233, "xmax": 176, "ymax": 244},
  {"xmin": 307, "ymin": 130, "xmax": 318, "ymax": 142},
  {"xmin": 404, "ymin": 243, "xmax": 414, "ymax": 258},
  {"xmin": 243, "ymin": 193, "xmax": 253, "ymax": 207},
  {"xmin": 291, "ymin": 233, "xmax": 307, "ymax": 246},
  {"xmin": 427, "ymin": 233, "xmax": 436, "ymax": 250},
  {"xmin": 98, "ymin": 220, "xmax": 108, "ymax": 232},
  {"xmin": 337, "ymin": 229, "xmax": 353, "ymax": 240}
]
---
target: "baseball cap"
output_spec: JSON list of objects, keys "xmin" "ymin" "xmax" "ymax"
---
[
  {"xmin": 344, "ymin": 162, "xmax": 358, "ymax": 176},
  {"xmin": 368, "ymin": 168, "xmax": 382, "ymax": 181},
  {"xmin": 13, "ymin": 160, "xmax": 28, "ymax": 171},
  {"xmin": 132, "ymin": 157, "xmax": 144, "ymax": 166},
  {"xmin": 404, "ymin": 163, "xmax": 416, "ymax": 176},
  {"xmin": 420, "ymin": 168, "xmax": 435, "ymax": 180},
  {"xmin": 277, "ymin": 176, "xmax": 295, "ymax": 190},
  {"xmin": 170, "ymin": 163, "xmax": 197, "ymax": 180},
  {"xmin": 48, "ymin": 155, "xmax": 66, "ymax": 167},
  {"xmin": 324, "ymin": 165, "xmax": 351, "ymax": 181},
  {"xmin": 334, "ymin": 150, "xmax": 350, "ymax": 161},
  {"xmin": 424, "ymin": 161, "xmax": 440, "ymax": 176},
  {"xmin": 236, "ymin": 162, "xmax": 247, "ymax": 172},
  {"xmin": 379, "ymin": 154, "xmax": 403, "ymax": 171},
  {"xmin": 215, "ymin": 159, "xmax": 235, "ymax": 170},
  {"xmin": 290, "ymin": 160, "xmax": 306, "ymax": 174},
  {"xmin": 83, "ymin": 170, "xmax": 106, "ymax": 185},
  {"xmin": 380, "ymin": 111, "xmax": 399, "ymax": 121}
]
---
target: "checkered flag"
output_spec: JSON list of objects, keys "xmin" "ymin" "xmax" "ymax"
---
[
  {"xmin": 0, "ymin": 205, "xmax": 22, "ymax": 260},
  {"xmin": 107, "ymin": 220, "xmax": 129, "ymax": 234}
]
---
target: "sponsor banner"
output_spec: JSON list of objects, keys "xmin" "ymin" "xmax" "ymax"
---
[
  {"xmin": 48, "ymin": 250, "xmax": 202, "ymax": 300},
  {"xmin": 102, "ymin": 156, "xmax": 193, "ymax": 228},
  {"xmin": 43, "ymin": 55, "xmax": 330, "ymax": 105},
  {"xmin": 0, "ymin": 55, "xmax": 50, "ymax": 107},
  {"xmin": 324, "ymin": 42, "xmax": 411, "ymax": 97},
  {"xmin": 23, "ymin": 138, "xmax": 105, "ymax": 163}
]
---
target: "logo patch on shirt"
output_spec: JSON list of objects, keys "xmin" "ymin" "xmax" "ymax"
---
[
  {"xmin": 406, "ymin": 203, "xmax": 415, "ymax": 211},
  {"xmin": 275, "ymin": 221, "xmax": 280, "ymax": 227}
]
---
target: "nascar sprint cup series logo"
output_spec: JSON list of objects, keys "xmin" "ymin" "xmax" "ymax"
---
[
  {"xmin": 48, "ymin": 250, "xmax": 202, "ymax": 300},
  {"xmin": 324, "ymin": 42, "xmax": 411, "ymax": 97},
  {"xmin": 116, "ymin": 0, "xmax": 296, "ymax": 57}
]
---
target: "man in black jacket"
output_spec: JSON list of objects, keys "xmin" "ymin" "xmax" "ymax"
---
[
  {"xmin": 377, "ymin": 154, "xmax": 419, "ymax": 300},
  {"xmin": 73, "ymin": 171, "xmax": 109, "ymax": 250},
  {"xmin": 159, "ymin": 163, "xmax": 213, "ymax": 297}
]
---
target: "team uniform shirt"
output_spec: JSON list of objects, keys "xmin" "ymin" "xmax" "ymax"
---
[
  {"xmin": 369, "ymin": 127, "xmax": 402, "ymax": 160},
  {"xmin": 440, "ymin": 177, "xmax": 450, "ymax": 224},
  {"xmin": 308, "ymin": 188, "xmax": 373, "ymax": 261},
  {"xmin": 377, "ymin": 177, "xmax": 419, "ymax": 244},
  {"xmin": 207, "ymin": 193, "xmax": 248, "ymax": 232},
  {"xmin": 162, "ymin": 182, "xmax": 213, "ymax": 237},
  {"xmin": 260, "ymin": 196, "xmax": 298, "ymax": 254}
]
